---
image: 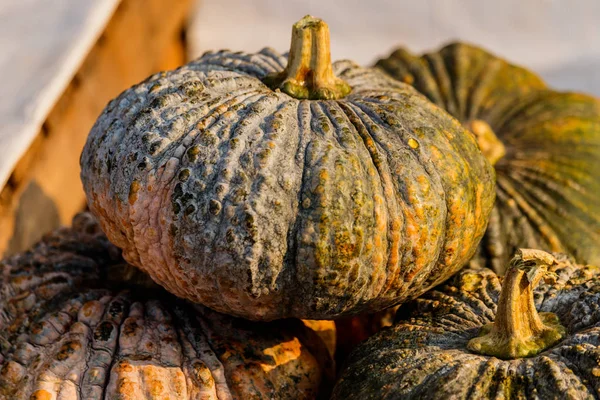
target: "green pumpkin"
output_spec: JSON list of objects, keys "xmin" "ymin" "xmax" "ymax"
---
[
  {"xmin": 376, "ymin": 42, "xmax": 600, "ymax": 274},
  {"xmin": 80, "ymin": 19, "xmax": 495, "ymax": 320},
  {"xmin": 333, "ymin": 249, "xmax": 600, "ymax": 399}
]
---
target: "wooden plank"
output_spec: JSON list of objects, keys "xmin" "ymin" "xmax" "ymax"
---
[
  {"xmin": 0, "ymin": 0, "xmax": 192, "ymax": 256},
  {"xmin": 0, "ymin": 0, "xmax": 121, "ymax": 190}
]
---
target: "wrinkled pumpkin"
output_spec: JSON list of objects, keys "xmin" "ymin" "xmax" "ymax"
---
[
  {"xmin": 80, "ymin": 17, "xmax": 495, "ymax": 321},
  {"xmin": 0, "ymin": 213, "xmax": 334, "ymax": 399},
  {"xmin": 376, "ymin": 42, "xmax": 600, "ymax": 274},
  {"xmin": 333, "ymin": 249, "xmax": 600, "ymax": 399}
]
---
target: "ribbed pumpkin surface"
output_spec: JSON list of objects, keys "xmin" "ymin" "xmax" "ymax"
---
[
  {"xmin": 0, "ymin": 214, "xmax": 333, "ymax": 399},
  {"xmin": 80, "ymin": 47, "xmax": 495, "ymax": 320},
  {"xmin": 333, "ymin": 255, "xmax": 600, "ymax": 399},
  {"xmin": 376, "ymin": 42, "xmax": 600, "ymax": 274}
]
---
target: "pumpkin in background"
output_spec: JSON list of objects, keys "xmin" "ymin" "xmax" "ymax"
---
[
  {"xmin": 0, "ymin": 214, "xmax": 334, "ymax": 399},
  {"xmin": 333, "ymin": 249, "xmax": 600, "ymax": 399},
  {"xmin": 376, "ymin": 42, "xmax": 600, "ymax": 274},
  {"xmin": 80, "ymin": 17, "xmax": 495, "ymax": 321}
]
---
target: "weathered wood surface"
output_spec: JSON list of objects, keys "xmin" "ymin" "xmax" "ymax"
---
[{"xmin": 0, "ymin": 0, "xmax": 192, "ymax": 257}]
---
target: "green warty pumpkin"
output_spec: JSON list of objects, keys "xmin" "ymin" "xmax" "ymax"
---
[
  {"xmin": 80, "ymin": 18, "xmax": 495, "ymax": 321},
  {"xmin": 333, "ymin": 249, "xmax": 600, "ymax": 399}
]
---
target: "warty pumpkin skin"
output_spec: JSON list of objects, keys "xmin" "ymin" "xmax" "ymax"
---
[
  {"xmin": 333, "ymin": 249, "xmax": 600, "ymax": 400},
  {"xmin": 80, "ymin": 17, "xmax": 495, "ymax": 321},
  {"xmin": 0, "ymin": 213, "xmax": 334, "ymax": 400},
  {"xmin": 376, "ymin": 42, "xmax": 600, "ymax": 274}
]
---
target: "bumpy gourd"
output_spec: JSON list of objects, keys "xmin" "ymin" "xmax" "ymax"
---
[
  {"xmin": 333, "ymin": 249, "xmax": 600, "ymax": 399},
  {"xmin": 0, "ymin": 214, "xmax": 334, "ymax": 400},
  {"xmin": 376, "ymin": 42, "xmax": 600, "ymax": 274},
  {"xmin": 80, "ymin": 17, "xmax": 494, "ymax": 320}
]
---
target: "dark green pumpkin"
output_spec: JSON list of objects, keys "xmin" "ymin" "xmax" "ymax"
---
[
  {"xmin": 376, "ymin": 42, "xmax": 600, "ymax": 274},
  {"xmin": 80, "ymin": 19, "xmax": 495, "ymax": 320},
  {"xmin": 333, "ymin": 249, "xmax": 600, "ymax": 399}
]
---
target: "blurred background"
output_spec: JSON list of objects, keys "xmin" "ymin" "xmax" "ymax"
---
[
  {"xmin": 1, "ymin": 0, "xmax": 600, "ymax": 256},
  {"xmin": 190, "ymin": 0, "xmax": 600, "ymax": 94}
]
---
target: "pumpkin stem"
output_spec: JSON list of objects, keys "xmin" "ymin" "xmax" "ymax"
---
[
  {"xmin": 467, "ymin": 249, "xmax": 566, "ymax": 359},
  {"xmin": 467, "ymin": 119, "xmax": 506, "ymax": 166},
  {"xmin": 263, "ymin": 15, "xmax": 352, "ymax": 100}
]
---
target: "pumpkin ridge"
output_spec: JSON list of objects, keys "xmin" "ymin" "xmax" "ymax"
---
[
  {"xmin": 464, "ymin": 357, "xmax": 500, "ymax": 398},
  {"xmin": 490, "ymin": 361, "xmax": 515, "ymax": 399},
  {"xmin": 331, "ymin": 102, "xmax": 396, "ymax": 305},
  {"xmin": 549, "ymin": 350, "xmax": 598, "ymax": 396},
  {"xmin": 417, "ymin": 354, "xmax": 484, "ymax": 399},
  {"xmin": 315, "ymin": 101, "xmax": 380, "ymax": 301},
  {"xmin": 129, "ymin": 159, "xmax": 181, "ymax": 298},
  {"xmin": 554, "ymin": 343, "xmax": 600, "ymax": 394},
  {"xmin": 465, "ymin": 57, "xmax": 506, "ymax": 123},
  {"xmin": 257, "ymin": 47, "xmax": 289, "ymax": 71},
  {"xmin": 215, "ymin": 98, "xmax": 290, "ymax": 300},
  {"xmin": 445, "ymin": 43, "xmax": 468, "ymax": 118},
  {"xmin": 292, "ymin": 97, "xmax": 392, "ymax": 316},
  {"xmin": 128, "ymin": 83, "xmax": 230, "ymax": 305},
  {"xmin": 382, "ymin": 49, "xmax": 445, "ymax": 109},
  {"xmin": 293, "ymin": 100, "xmax": 344, "ymax": 314},
  {"xmin": 204, "ymin": 94, "xmax": 290, "ymax": 312},
  {"xmin": 102, "ymin": 74, "xmax": 269, "ymax": 273},
  {"xmin": 502, "ymin": 169, "xmax": 583, "ymax": 229},
  {"xmin": 349, "ymin": 99, "xmax": 447, "ymax": 297},
  {"xmin": 191, "ymin": 50, "xmax": 283, "ymax": 78},
  {"xmin": 283, "ymin": 100, "xmax": 311, "ymax": 317},
  {"xmin": 398, "ymin": 350, "xmax": 471, "ymax": 398},
  {"xmin": 536, "ymin": 355, "xmax": 585, "ymax": 398},
  {"xmin": 121, "ymin": 76, "xmax": 258, "ymax": 285},
  {"xmin": 508, "ymin": 166, "xmax": 600, "ymax": 236},
  {"xmin": 173, "ymin": 305, "xmax": 235, "ymax": 398},
  {"xmin": 196, "ymin": 93, "xmax": 281, "ymax": 296},
  {"xmin": 495, "ymin": 175, "xmax": 565, "ymax": 252},
  {"xmin": 339, "ymin": 101, "xmax": 410, "ymax": 297},
  {"xmin": 243, "ymin": 99, "xmax": 305, "ymax": 299},
  {"xmin": 424, "ymin": 52, "xmax": 458, "ymax": 117}
]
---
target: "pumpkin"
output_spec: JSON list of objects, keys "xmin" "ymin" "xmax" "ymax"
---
[
  {"xmin": 376, "ymin": 42, "xmax": 600, "ymax": 274},
  {"xmin": 0, "ymin": 213, "xmax": 334, "ymax": 399},
  {"xmin": 333, "ymin": 249, "xmax": 600, "ymax": 399},
  {"xmin": 80, "ymin": 17, "xmax": 495, "ymax": 321}
]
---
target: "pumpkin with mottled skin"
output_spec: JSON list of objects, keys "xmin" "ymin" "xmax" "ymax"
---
[
  {"xmin": 333, "ymin": 250, "xmax": 600, "ymax": 399},
  {"xmin": 0, "ymin": 214, "xmax": 334, "ymax": 399},
  {"xmin": 80, "ymin": 17, "xmax": 495, "ymax": 321},
  {"xmin": 376, "ymin": 42, "xmax": 600, "ymax": 274}
]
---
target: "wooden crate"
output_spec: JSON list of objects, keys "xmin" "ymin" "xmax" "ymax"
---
[{"xmin": 0, "ymin": 0, "xmax": 193, "ymax": 256}]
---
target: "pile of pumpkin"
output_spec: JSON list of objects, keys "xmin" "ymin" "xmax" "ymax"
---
[{"xmin": 2, "ymin": 16, "xmax": 599, "ymax": 399}]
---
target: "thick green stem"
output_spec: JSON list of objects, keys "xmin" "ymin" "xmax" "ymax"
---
[
  {"xmin": 467, "ymin": 119, "xmax": 506, "ymax": 166},
  {"xmin": 263, "ymin": 15, "xmax": 351, "ymax": 100},
  {"xmin": 467, "ymin": 249, "xmax": 566, "ymax": 359}
]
